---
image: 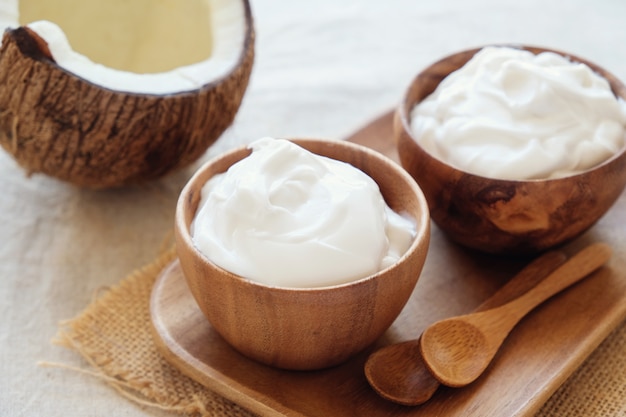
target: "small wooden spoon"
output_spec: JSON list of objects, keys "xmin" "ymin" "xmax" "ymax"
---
[
  {"xmin": 420, "ymin": 242, "xmax": 612, "ymax": 388},
  {"xmin": 364, "ymin": 249, "xmax": 567, "ymax": 405}
]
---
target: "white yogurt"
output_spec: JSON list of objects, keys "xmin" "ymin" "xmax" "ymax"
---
[
  {"xmin": 191, "ymin": 138, "xmax": 416, "ymax": 288},
  {"xmin": 410, "ymin": 46, "xmax": 626, "ymax": 180}
]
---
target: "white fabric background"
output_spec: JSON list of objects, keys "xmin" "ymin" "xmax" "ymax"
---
[{"xmin": 1, "ymin": 0, "xmax": 625, "ymax": 415}]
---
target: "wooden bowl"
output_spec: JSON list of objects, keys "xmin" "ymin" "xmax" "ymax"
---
[
  {"xmin": 395, "ymin": 45, "xmax": 626, "ymax": 255},
  {"xmin": 175, "ymin": 138, "xmax": 431, "ymax": 370}
]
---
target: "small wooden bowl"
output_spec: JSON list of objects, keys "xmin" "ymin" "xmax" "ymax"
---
[
  {"xmin": 175, "ymin": 138, "xmax": 431, "ymax": 370},
  {"xmin": 395, "ymin": 45, "xmax": 626, "ymax": 255}
]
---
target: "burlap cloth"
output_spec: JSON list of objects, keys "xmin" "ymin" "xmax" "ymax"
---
[{"xmin": 54, "ymin": 247, "xmax": 626, "ymax": 417}]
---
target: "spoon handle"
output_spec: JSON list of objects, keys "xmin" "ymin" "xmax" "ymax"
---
[
  {"xmin": 486, "ymin": 243, "xmax": 612, "ymax": 332},
  {"xmin": 476, "ymin": 250, "xmax": 567, "ymax": 312}
]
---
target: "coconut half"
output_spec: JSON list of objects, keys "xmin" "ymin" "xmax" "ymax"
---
[{"xmin": 0, "ymin": 0, "xmax": 254, "ymax": 188}]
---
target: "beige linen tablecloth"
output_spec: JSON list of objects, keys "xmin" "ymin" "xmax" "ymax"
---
[{"xmin": 1, "ymin": 0, "xmax": 625, "ymax": 416}]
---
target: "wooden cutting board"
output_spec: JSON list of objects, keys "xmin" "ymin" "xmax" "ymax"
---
[{"xmin": 150, "ymin": 111, "xmax": 626, "ymax": 417}]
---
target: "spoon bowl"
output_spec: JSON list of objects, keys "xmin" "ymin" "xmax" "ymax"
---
[{"xmin": 421, "ymin": 315, "xmax": 500, "ymax": 387}]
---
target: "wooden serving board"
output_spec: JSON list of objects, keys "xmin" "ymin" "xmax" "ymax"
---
[{"xmin": 150, "ymin": 111, "xmax": 626, "ymax": 417}]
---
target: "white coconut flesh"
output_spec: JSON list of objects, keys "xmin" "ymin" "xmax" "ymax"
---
[{"xmin": 0, "ymin": 0, "xmax": 246, "ymax": 94}]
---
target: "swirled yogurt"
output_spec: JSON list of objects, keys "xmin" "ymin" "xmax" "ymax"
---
[
  {"xmin": 191, "ymin": 138, "xmax": 416, "ymax": 288},
  {"xmin": 410, "ymin": 46, "xmax": 626, "ymax": 180}
]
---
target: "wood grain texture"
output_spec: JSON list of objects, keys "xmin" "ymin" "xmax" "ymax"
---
[
  {"xmin": 0, "ymin": 4, "xmax": 255, "ymax": 188},
  {"xmin": 395, "ymin": 45, "xmax": 626, "ymax": 255},
  {"xmin": 150, "ymin": 113, "xmax": 626, "ymax": 416}
]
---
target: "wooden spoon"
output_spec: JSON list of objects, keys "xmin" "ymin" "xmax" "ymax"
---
[
  {"xmin": 364, "ymin": 249, "xmax": 567, "ymax": 406},
  {"xmin": 420, "ymin": 242, "xmax": 612, "ymax": 388}
]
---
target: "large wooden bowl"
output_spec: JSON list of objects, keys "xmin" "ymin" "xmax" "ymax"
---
[
  {"xmin": 395, "ymin": 46, "xmax": 626, "ymax": 255},
  {"xmin": 175, "ymin": 138, "xmax": 431, "ymax": 370}
]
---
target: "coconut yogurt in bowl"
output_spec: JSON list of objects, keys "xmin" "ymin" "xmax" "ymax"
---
[
  {"xmin": 395, "ymin": 45, "xmax": 626, "ymax": 254},
  {"xmin": 175, "ymin": 137, "xmax": 430, "ymax": 370}
]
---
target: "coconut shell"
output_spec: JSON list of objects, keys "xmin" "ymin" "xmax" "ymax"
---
[{"xmin": 0, "ymin": 4, "xmax": 254, "ymax": 188}]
